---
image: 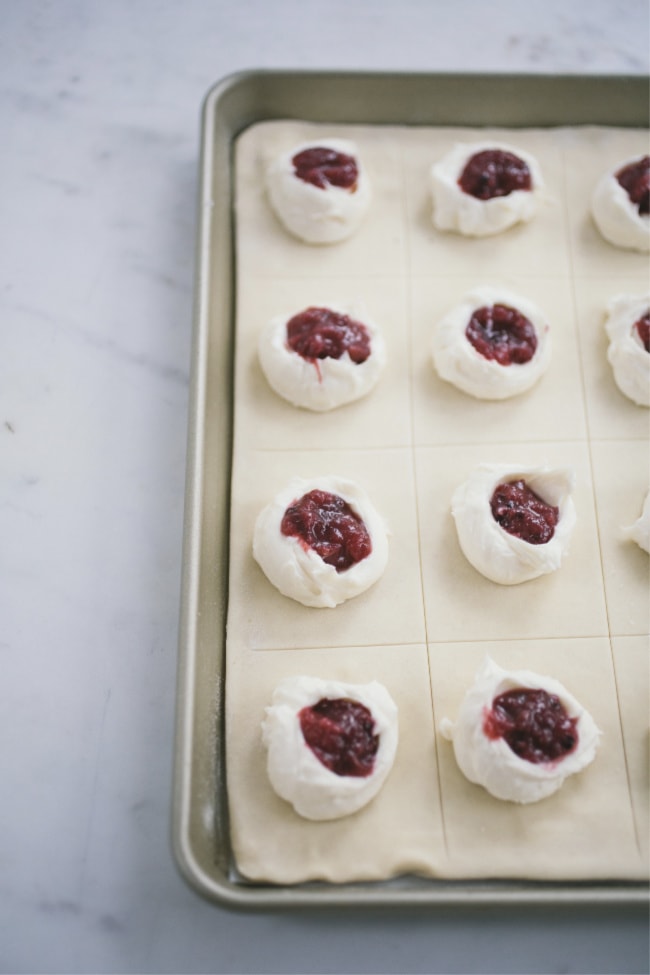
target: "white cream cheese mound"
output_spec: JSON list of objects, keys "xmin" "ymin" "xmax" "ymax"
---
[
  {"xmin": 431, "ymin": 286, "xmax": 551, "ymax": 400},
  {"xmin": 622, "ymin": 490, "xmax": 650, "ymax": 554},
  {"xmin": 591, "ymin": 154, "xmax": 650, "ymax": 252},
  {"xmin": 430, "ymin": 141, "xmax": 544, "ymax": 237},
  {"xmin": 604, "ymin": 293, "xmax": 650, "ymax": 407},
  {"xmin": 258, "ymin": 302, "xmax": 386, "ymax": 411},
  {"xmin": 451, "ymin": 463, "xmax": 577, "ymax": 585},
  {"xmin": 440, "ymin": 657, "xmax": 601, "ymax": 804},
  {"xmin": 262, "ymin": 675, "xmax": 399, "ymax": 821},
  {"xmin": 253, "ymin": 475, "xmax": 389, "ymax": 608},
  {"xmin": 266, "ymin": 138, "xmax": 371, "ymax": 244}
]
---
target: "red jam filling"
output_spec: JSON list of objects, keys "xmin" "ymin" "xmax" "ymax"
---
[
  {"xmin": 634, "ymin": 311, "xmax": 650, "ymax": 352},
  {"xmin": 483, "ymin": 687, "xmax": 579, "ymax": 764},
  {"xmin": 458, "ymin": 149, "xmax": 532, "ymax": 200},
  {"xmin": 281, "ymin": 489, "xmax": 372, "ymax": 572},
  {"xmin": 491, "ymin": 479, "xmax": 559, "ymax": 545},
  {"xmin": 465, "ymin": 304, "xmax": 538, "ymax": 365},
  {"xmin": 292, "ymin": 146, "xmax": 358, "ymax": 191},
  {"xmin": 286, "ymin": 307, "xmax": 371, "ymax": 369},
  {"xmin": 615, "ymin": 155, "xmax": 650, "ymax": 215},
  {"xmin": 299, "ymin": 697, "xmax": 378, "ymax": 777}
]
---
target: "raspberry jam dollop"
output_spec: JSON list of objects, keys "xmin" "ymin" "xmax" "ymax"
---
[
  {"xmin": 458, "ymin": 149, "xmax": 532, "ymax": 200},
  {"xmin": 491, "ymin": 479, "xmax": 559, "ymax": 545},
  {"xmin": 616, "ymin": 155, "xmax": 650, "ymax": 215},
  {"xmin": 286, "ymin": 307, "xmax": 371, "ymax": 366},
  {"xmin": 465, "ymin": 303, "xmax": 538, "ymax": 365},
  {"xmin": 292, "ymin": 146, "xmax": 358, "ymax": 191},
  {"xmin": 299, "ymin": 697, "xmax": 378, "ymax": 777},
  {"xmin": 634, "ymin": 311, "xmax": 650, "ymax": 352},
  {"xmin": 483, "ymin": 687, "xmax": 579, "ymax": 764},
  {"xmin": 281, "ymin": 489, "xmax": 372, "ymax": 572}
]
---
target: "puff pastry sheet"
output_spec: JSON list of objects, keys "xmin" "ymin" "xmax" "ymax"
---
[{"xmin": 227, "ymin": 120, "xmax": 649, "ymax": 885}]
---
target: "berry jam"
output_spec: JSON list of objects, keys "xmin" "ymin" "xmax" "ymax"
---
[
  {"xmin": 286, "ymin": 307, "xmax": 371, "ymax": 369},
  {"xmin": 465, "ymin": 304, "xmax": 538, "ymax": 365},
  {"xmin": 483, "ymin": 687, "xmax": 579, "ymax": 764},
  {"xmin": 299, "ymin": 698, "xmax": 378, "ymax": 777},
  {"xmin": 292, "ymin": 146, "xmax": 358, "ymax": 191},
  {"xmin": 458, "ymin": 149, "xmax": 532, "ymax": 200},
  {"xmin": 634, "ymin": 311, "xmax": 650, "ymax": 352},
  {"xmin": 616, "ymin": 155, "xmax": 650, "ymax": 215},
  {"xmin": 490, "ymin": 479, "xmax": 559, "ymax": 545},
  {"xmin": 281, "ymin": 489, "xmax": 372, "ymax": 572}
]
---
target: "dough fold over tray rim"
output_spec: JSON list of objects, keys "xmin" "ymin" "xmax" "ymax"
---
[{"xmin": 172, "ymin": 69, "xmax": 650, "ymax": 909}]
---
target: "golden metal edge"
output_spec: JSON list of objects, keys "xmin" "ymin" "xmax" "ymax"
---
[{"xmin": 172, "ymin": 69, "xmax": 650, "ymax": 910}]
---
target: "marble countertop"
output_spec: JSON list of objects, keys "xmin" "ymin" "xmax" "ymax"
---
[{"xmin": 2, "ymin": 2, "xmax": 648, "ymax": 972}]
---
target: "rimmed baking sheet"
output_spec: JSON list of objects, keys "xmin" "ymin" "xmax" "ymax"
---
[{"xmin": 173, "ymin": 70, "xmax": 649, "ymax": 909}]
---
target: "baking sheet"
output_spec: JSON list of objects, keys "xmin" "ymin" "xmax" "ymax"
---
[{"xmin": 173, "ymin": 71, "xmax": 650, "ymax": 908}]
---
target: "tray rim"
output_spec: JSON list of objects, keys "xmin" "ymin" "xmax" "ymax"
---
[{"xmin": 172, "ymin": 68, "xmax": 650, "ymax": 910}]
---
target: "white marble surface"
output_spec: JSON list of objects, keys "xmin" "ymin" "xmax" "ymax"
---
[{"xmin": 1, "ymin": 1, "xmax": 648, "ymax": 972}]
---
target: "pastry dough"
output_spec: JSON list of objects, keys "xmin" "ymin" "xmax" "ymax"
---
[
  {"xmin": 227, "ymin": 120, "xmax": 649, "ymax": 886},
  {"xmin": 431, "ymin": 286, "xmax": 551, "ymax": 400},
  {"xmin": 430, "ymin": 141, "xmax": 544, "ymax": 237},
  {"xmin": 262, "ymin": 675, "xmax": 399, "ymax": 820}
]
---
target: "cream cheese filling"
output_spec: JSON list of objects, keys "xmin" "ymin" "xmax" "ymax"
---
[
  {"xmin": 262, "ymin": 675, "xmax": 399, "ymax": 820},
  {"xmin": 430, "ymin": 141, "xmax": 544, "ymax": 237},
  {"xmin": 266, "ymin": 138, "xmax": 371, "ymax": 244},
  {"xmin": 253, "ymin": 475, "xmax": 389, "ymax": 608},
  {"xmin": 258, "ymin": 302, "xmax": 386, "ymax": 411},
  {"xmin": 591, "ymin": 155, "xmax": 650, "ymax": 252},
  {"xmin": 451, "ymin": 463, "xmax": 576, "ymax": 585},
  {"xmin": 440, "ymin": 657, "xmax": 601, "ymax": 804},
  {"xmin": 431, "ymin": 286, "xmax": 551, "ymax": 400}
]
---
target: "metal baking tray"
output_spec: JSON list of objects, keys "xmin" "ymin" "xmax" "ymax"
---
[{"xmin": 172, "ymin": 70, "xmax": 650, "ymax": 909}]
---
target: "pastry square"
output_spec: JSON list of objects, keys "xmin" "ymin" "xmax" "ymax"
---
[
  {"xmin": 234, "ymin": 272, "xmax": 412, "ymax": 451},
  {"xmin": 234, "ymin": 121, "xmax": 407, "ymax": 280},
  {"xmin": 563, "ymin": 126, "xmax": 650, "ymax": 277},
  {"xmin": 403, "ymin": 126, "xmax": 571, "ymax": 279},
  {"xmin": 226, "ymin": 643, "xmax": 443, "ymax": 884},
  {"xmin": 429, "ymin": 638, "xmax": 644, "ymax": 880},
  {"xmin": 227, "ymin": 446, "xmax": 426, "ymax": 651},
  {"xmin": 414, "ymin": 441, "xmax": 609, "ymax": 643},
  {"xmin": 410, "ymin": 272, "xmax": 587, "ymax": 446}
]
